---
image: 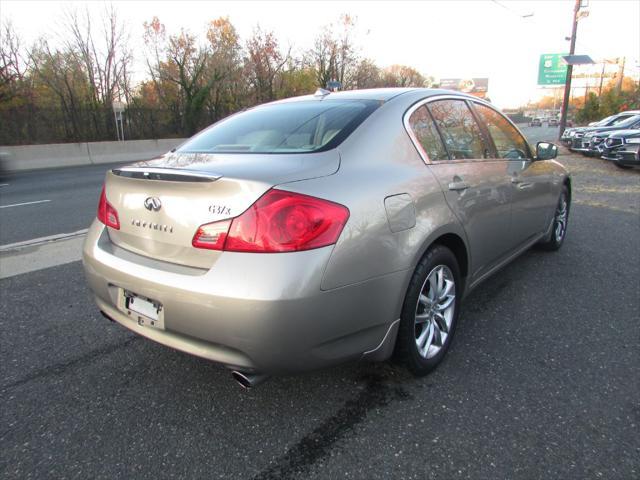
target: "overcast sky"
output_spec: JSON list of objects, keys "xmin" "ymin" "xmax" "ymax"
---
[{"xmin": 2, "ymin": 0, "xmax": 639, "ymax": 108}]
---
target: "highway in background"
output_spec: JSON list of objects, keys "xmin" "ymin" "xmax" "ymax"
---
[{"xmin": 0, "ymin": 162, "xmax": 126, "ymax": 245}]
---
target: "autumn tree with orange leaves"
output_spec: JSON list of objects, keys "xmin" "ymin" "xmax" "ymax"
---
[
  {"xmin": 244, "ymin": 27, "xmax": 290, "ymax": 103},
  {"xmin": 1, "ymin": 10, "xmax": 437, "ymax": 144}
]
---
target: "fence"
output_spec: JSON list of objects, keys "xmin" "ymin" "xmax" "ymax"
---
[{"xmin": 0, "ymin": 106, "xmax": 187, "ymax": 146}]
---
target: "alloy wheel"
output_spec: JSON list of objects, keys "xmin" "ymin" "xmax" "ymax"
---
[
  {"xmin": 555, "ymin": 195, "xmax": 568, "ymax": 243},
  {"xmin": 414, "ymin": 265, "xmax": 456, "ymax": 359}
]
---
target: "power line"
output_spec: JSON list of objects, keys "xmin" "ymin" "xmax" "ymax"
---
[{"xmin": 489, "ymin": 0, "xmax": 533, "ymax": 18}]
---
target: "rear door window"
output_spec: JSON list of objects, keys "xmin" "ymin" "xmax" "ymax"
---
[
  {"xmin": 473, "ymin": 103, "xmax": 531, "ymax": 160},
  {"xmin": 407, "ymin": 106, "xmax": 448, "ymax": 161},
  {"xmin": 426, "ymin": 99, "xmax": 490, "ymax": 160}
]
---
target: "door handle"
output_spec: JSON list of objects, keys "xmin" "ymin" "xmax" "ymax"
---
[
  {"xmin": 511, "ymin": 176, "xmax": 533, "ymax": 189},
  {"xmin": 448, "ymin": 181, "xmax": 469, "ymax": 191}
]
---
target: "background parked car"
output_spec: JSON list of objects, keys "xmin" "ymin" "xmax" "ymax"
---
[
  {"xmin": 561, "ymin": 110, "xmax": 640, "ymax": 146},
  {"xmin": 608, "ymin": 143, "xmax": 640, "ymax": 169},
  {"xmin": 586, "ymin": 129, "xmax": 638, "ymax": 157},
  {"xmin": 600, "ymin": 130, "xmax": 640, "ymax": 164},
  {"xmin": 529, "ymin": 118, "xmax": 542, "ymax": 127},
  {"xmin": 548, "ymin": 118, "xmax": 559, "ymax": 127},
  {"xmin": 569, "ymin": 115, "xmax": 640, "ymax": 153},
  {"xmin": 584, "ymin": 131, "xmax": 613, "ymax": 156}
]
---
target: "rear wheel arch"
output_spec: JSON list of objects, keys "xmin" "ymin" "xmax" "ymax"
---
[
  {"xmin": 432, "ymin": 233, "xmax": 469, "ymax": 284},
  {"xmin": 406, "ymin": 228, "xmax": 470, "ymax": 301}
]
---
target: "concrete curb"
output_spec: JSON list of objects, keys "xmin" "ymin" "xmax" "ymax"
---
[
  {"xmin": 0, "ymin": 229, "xmax": 88, "ymax": 253},
  {"xmin": 0, "ymin": 235, "xmax": 85, "ymax": 279}
]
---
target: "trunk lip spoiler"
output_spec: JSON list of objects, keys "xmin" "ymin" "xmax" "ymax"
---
[{"xmin": 111, "ymin": 167, "xmax": 221, "ymax": 182}]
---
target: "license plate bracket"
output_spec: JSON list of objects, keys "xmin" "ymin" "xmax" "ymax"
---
[{"xmin": 120, "ymin": 290, "xmax": 165, "ymax": 330}]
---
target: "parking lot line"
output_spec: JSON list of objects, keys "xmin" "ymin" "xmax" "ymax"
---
[{"xmin": 0, "ymin": 199, "xmax": 51, "ymax": 209}]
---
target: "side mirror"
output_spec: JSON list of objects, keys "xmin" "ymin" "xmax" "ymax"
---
[{"xmin": 536, "ymin": 141, "xmax": 558, "ymax": 160}]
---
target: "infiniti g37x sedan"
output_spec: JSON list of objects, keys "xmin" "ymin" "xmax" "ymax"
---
[{"xmin": 83, "ymin": 88, "xmax": 570, "ymax": 387}]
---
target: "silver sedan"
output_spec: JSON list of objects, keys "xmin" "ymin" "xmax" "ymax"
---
[{"xmin": 83, "ymin": 88, "xmax": 570, "ymax": 387}]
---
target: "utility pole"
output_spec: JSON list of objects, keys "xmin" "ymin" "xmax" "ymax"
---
[
  {"xmin": 584, "ymin": 77, "xmax": 589, "ymax": 104},
  {"xmin": 598, "ymin": 61, "xmax": 606, "ymax": 96},
  {"xmin": 616, "ymin": 57, "xmax": 626, "ymax": 92},
  {"xmin": 558, "ymin": 0, "xmax": 581, "ymax": 139}
]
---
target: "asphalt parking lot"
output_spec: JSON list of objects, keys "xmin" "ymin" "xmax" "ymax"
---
[{"xmin": 1, "ymin": 127, "xmax": 638, "ymax": 479}]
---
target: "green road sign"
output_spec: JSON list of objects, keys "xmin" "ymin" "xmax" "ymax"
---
[{"xmin": 538, "ymin": 53, "xmax": 568, "ymax": 85}]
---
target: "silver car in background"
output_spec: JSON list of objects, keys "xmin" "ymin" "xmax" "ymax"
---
[{"xmin": 83, "ymin": 88, "xmax": 570, "ymax": 387}]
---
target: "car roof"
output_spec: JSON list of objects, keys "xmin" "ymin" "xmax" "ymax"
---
[{"xmin": 269, "ymin": 88, "xmax": 487, "ymax": 105}]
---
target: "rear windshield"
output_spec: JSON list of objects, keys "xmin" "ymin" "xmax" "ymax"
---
[{"xmin": 177, "ymin": 99, "xmax": 380, "ymax": 154}]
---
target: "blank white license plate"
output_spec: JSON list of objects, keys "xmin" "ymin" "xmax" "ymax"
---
[{"xmin": 123, "ymin": 291, "xmax": 164, "ymax": 329}]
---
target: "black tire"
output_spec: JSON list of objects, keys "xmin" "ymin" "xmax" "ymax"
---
[
  {"xmin": 538, "ymin": 185, "xmax": 570, "ymax": 251},
  {"xmin": 394, "ymin": 245, "xmax": 461, "ymax": 376}
]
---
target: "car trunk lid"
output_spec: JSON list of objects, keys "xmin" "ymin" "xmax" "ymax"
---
[{"xmin": 103, "ymin": 150, "xmax": 340, "ymax": 268}]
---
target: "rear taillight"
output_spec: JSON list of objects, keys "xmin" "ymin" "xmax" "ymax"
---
[
  {"xmin": 192, "ymin": 219, "xmax": 231, "ymax": 250},
  {"xmin": 192, "ymin": 189, "xmax": 349, "ymax": 253},
  {"xmin": 97, "ymin": 185, "xmax": 120, "ymax": 230}
]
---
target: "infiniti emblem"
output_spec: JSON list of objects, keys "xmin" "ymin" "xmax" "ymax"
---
[{"xmin": 144, "ymin": 197, "xmax": 162, "ymax": 212}]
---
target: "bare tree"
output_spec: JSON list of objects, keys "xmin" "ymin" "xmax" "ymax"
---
[
  {"xmin": 63, "ymin": 5, "xmax": 132, "ymax": 107},
  {"xmin": 353, "ymin": 58, "xmax": 382, "ymax": 89},
  {"xmin": 244, "ymin": 26, "xmax": 290, "ymax": 103},
  {"xmin": 336, "ymin": 14, "xmax": 357, "ymax": 88},
  {"xmin": 306, "ymin": 14, "xmax": 359, "ymax": 89},
  {"xmin": 307, "ymin": 25, "xmax": 336, "ymax": 89},
  {"xmin": 29, "ymin": 38, "xmax": 89, "ymax": 139},
  {"xmin": 0, "ymin": 20, "xmax": 29, "ymax": 104},
  {"xmin": 382, "ymin": 65, "xmax": 429, "ymax": 88}
]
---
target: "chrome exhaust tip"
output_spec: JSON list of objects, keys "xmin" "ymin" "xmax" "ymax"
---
[{"xmin": 231, "ymin": 371, "xmax": 269, "ymax": 389}]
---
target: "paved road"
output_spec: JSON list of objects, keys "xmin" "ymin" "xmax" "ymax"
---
[
  {"xmin": 0, "ymin": 162, "xmax": 129, "ymax": 245},
  {"xmin": 518, "ymin": 124, "xmax": 561, "ymax": 145},
  {"xmin": 1, "ymin": 147, "xmax": 638, "ymax": 479},
  {"xmin": 0, "ymin": 163, "xmax": 128, "ymax": 245}
]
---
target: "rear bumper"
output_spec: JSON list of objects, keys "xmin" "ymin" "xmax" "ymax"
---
[{"xmin": 82, "ymin": 221, "xmax": 405, "ymax": 373}]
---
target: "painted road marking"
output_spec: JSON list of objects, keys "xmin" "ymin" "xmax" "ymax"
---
[
  {"xmin": 0, "ymin": 183, "xmax": 9, "ymax": 187},
  {"xmin": 0, "ymin": 199, "xmax": 51, "ymax": 209}
]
